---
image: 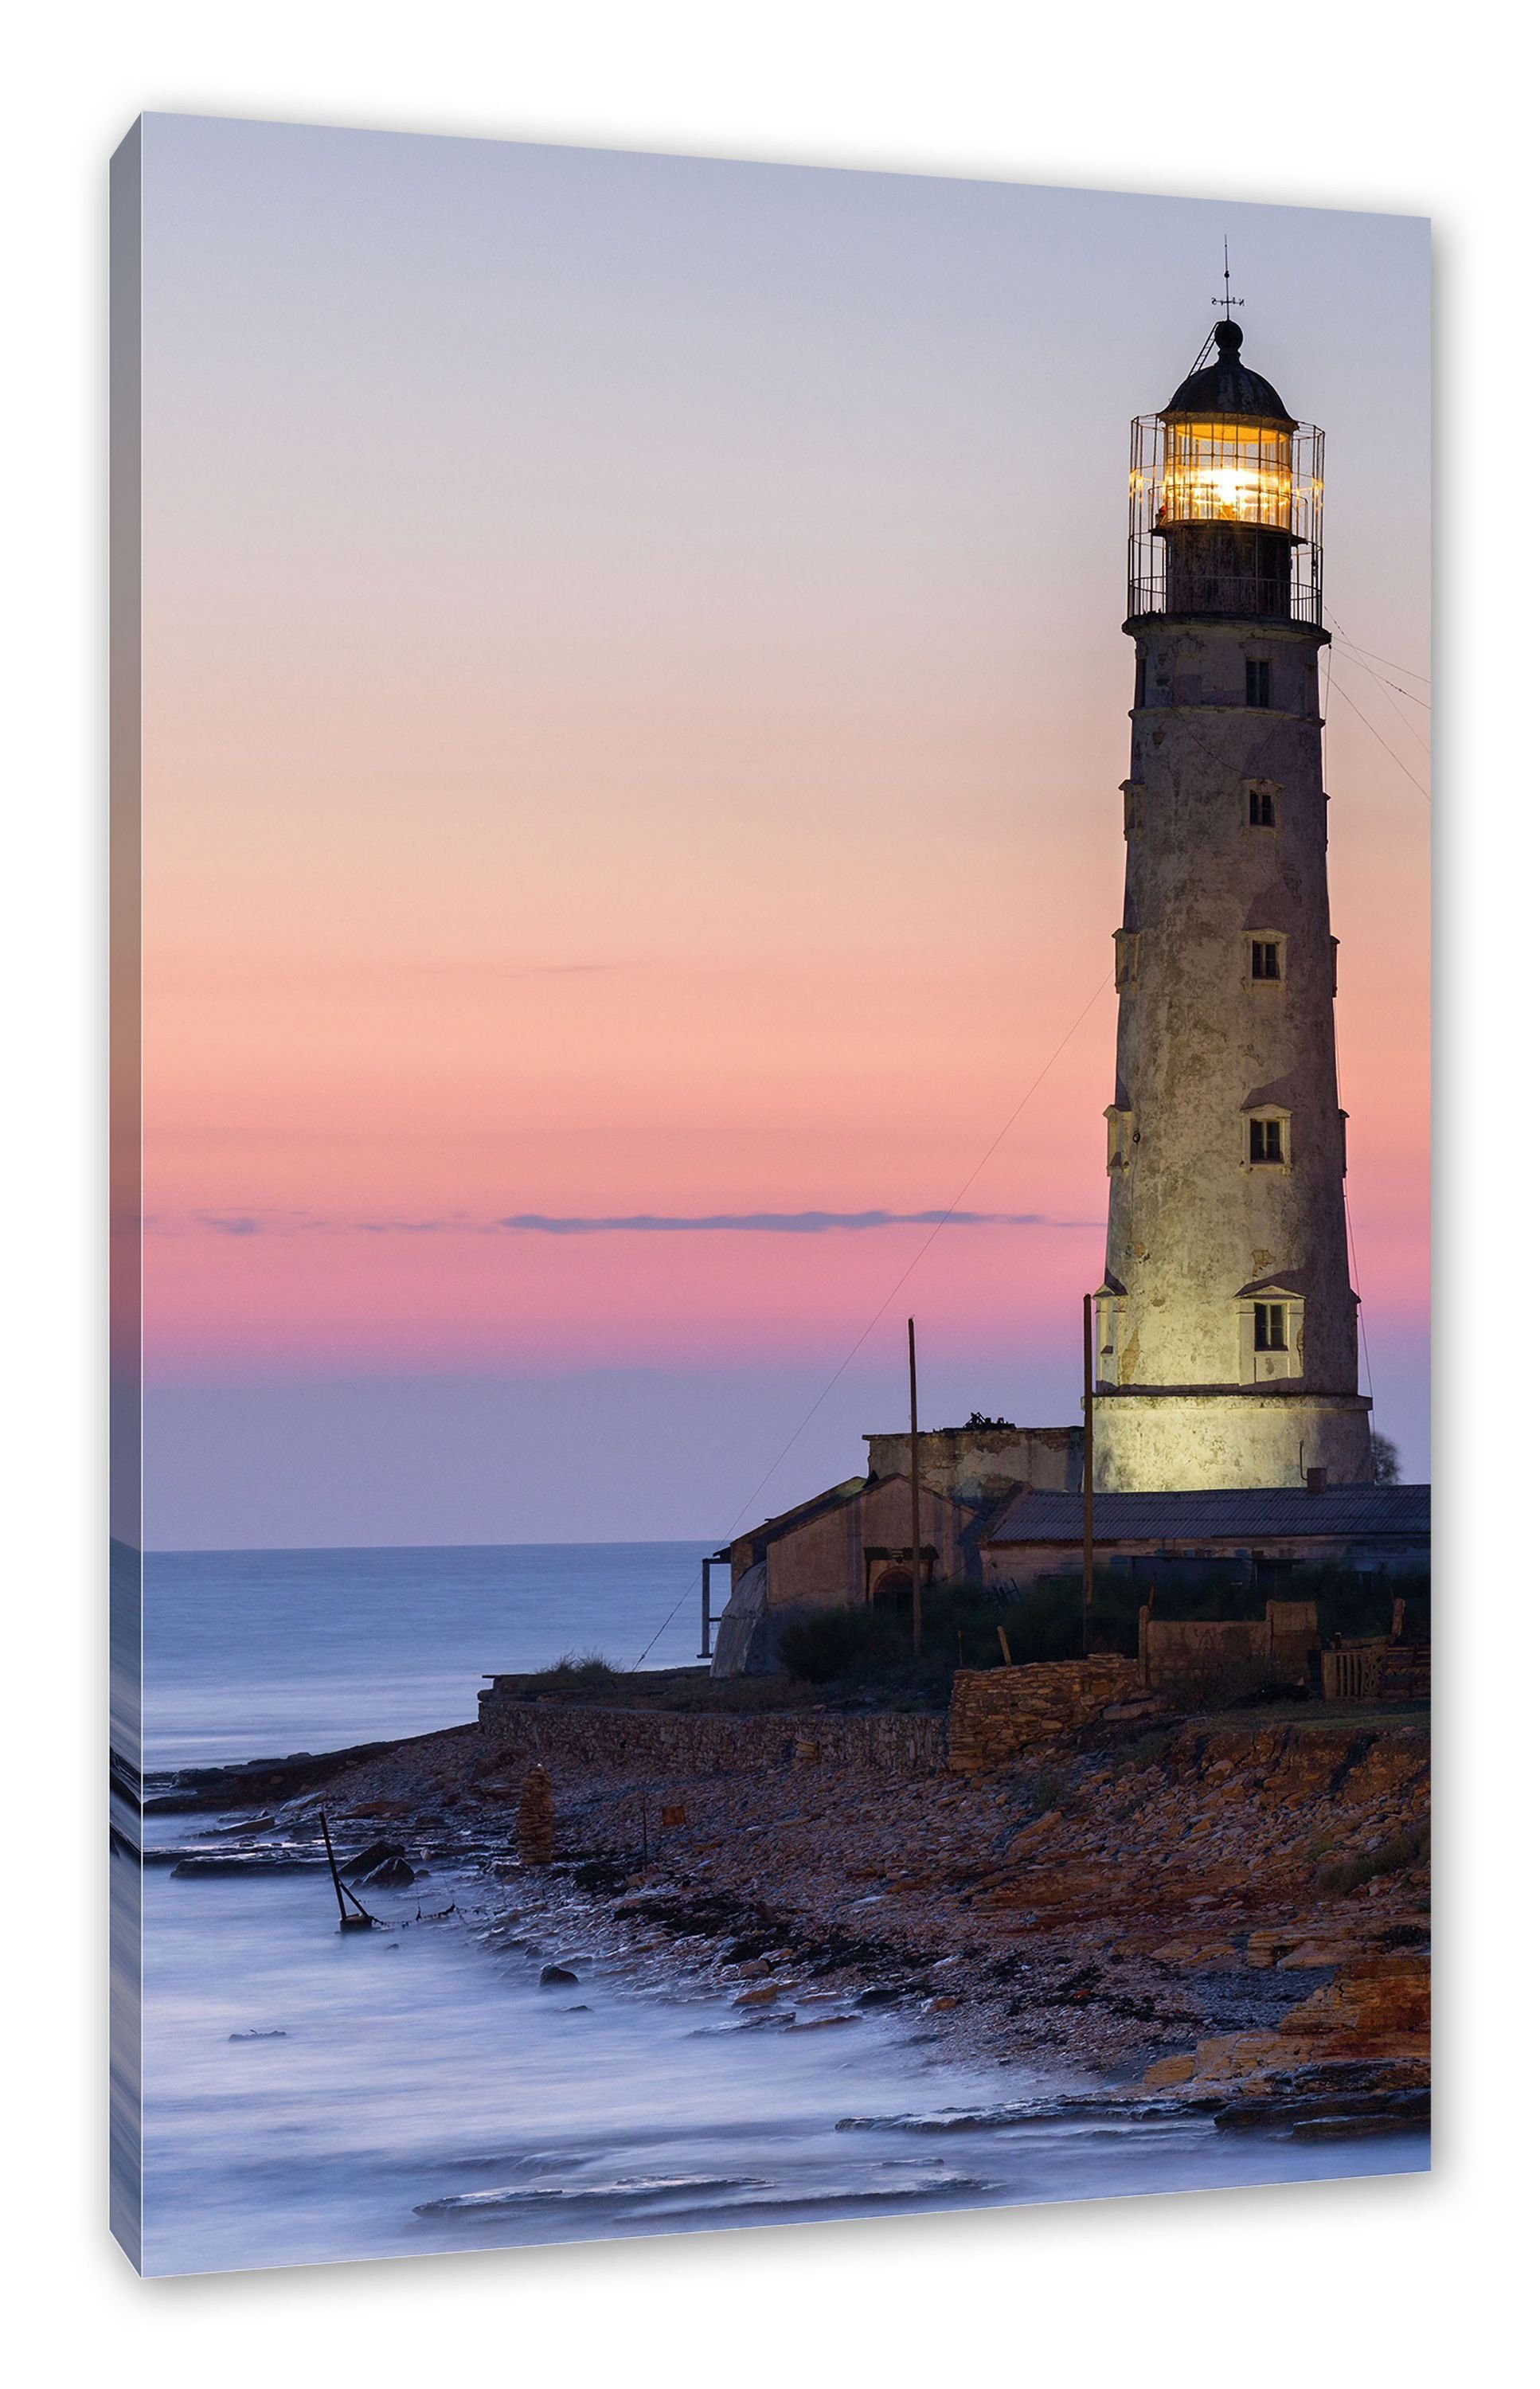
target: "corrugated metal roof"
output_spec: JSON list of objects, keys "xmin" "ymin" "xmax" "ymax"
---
[
  {"xmin": 983, "ymin": 1484, "xmax": 1430, "ymax": 1544},
  {"xmin": 739, "ymin": 1476, "xmax": 868, "ymax": 1546}
]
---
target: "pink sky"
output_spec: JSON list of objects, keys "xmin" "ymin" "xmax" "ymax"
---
[{"xmin": 135, "ymin": 119, "xmax": 1429, "ymax": 1539}]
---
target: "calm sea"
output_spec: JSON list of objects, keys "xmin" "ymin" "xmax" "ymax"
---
[{"xmin": 142, "ymin": 1541, "xmax": 713, "ymax": 1769}]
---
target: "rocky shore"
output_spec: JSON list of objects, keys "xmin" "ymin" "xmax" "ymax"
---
[{"xmin": 153, "ymin": 1688, "xmax": 1429, "ymax": 2145}]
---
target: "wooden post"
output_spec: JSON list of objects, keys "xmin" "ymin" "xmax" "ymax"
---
[
  {"xmin": 699, "ymin": 1556, "xmax": 713, "ymax": 1660},
  {"xmin": 909, "ymin": 1317, "xmax": 923, "ymax": 1659},
  {"xmin": 319, "ymin": 1809, "xmax": 373, "ymax": 1931},
  {"xmin": 1082, "ymin": 1292, "xmax": 1095, "ymax": 1661},
  {"xmin": 319, "ymin": 1808, "xmax": 350, "ymax": 1928}
]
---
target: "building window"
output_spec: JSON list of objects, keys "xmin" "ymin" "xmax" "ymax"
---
[
  {"xmin": 1113, "ymin": 928, "xmax": 1140, "ymax": 988},
  {"xmin": 1093, "ymin": 1285, "xmax": 1130, "ymax": 1386},
  {"xmin": 1123, "ymin": 780, "xmax": 1145, "ymax": 835},
  {"xmin": 1134, "ymin": 656, "xmax": 1147, "ymax": 709},
  {"xmin": 1248, "ymin": 784, "xmax": 1276, "ymax": 827},
  {"xmin": 1105, "ymin": 1106, "xmax": 1135, "ymax": 1171},
  {"xmin": 1254, "ymin": 1302, "xmax": 1288, "ymax": 1353},
  {"xmin": 1251, "ymin": 938, "xmax": 1281, "ymax": 981},
  {"xmin": 1242, "ymin": 1108, "xmax": 1291, "ymax": 1170},
  {"xmin": 1245, "ymin": 659, "xmax": 1272, "ymax": 708},
  {"xmin": 1238, "ymin": 1285, "xmax": 1304, "ymax": 1382}
]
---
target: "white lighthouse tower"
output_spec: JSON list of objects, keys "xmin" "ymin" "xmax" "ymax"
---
[{"xmin": 1092, "ymin": 304, "xmax": 1373, "ymax": 1492}]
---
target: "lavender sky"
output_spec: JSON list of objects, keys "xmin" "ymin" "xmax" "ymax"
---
[{"xmin": 135, "ymin": 114, "xmax": 1430, "ymax": 1547}]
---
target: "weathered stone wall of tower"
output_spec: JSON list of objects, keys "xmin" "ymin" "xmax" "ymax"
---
[{"xmin": 1095, "ymin": 616, "xmax": 1371, "ymax": 1491}]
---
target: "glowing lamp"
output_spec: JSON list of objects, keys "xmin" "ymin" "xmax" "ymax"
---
[{"xmin": 1127, "ymin": 315, "xmax": 1323, "ymax": 625}]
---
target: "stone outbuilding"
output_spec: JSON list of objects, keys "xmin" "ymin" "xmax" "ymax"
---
[
  {"xmin": 709, "ymin": 1472, "xmax": 987, "ymax": 1677},
  {"xmin": 979, "ymin": 1482, "xmax": 1430, "ymax": 1593},
  {"xmin": 861, "ymin": 1422, "xmax": 1081, "ymax": 1505}
]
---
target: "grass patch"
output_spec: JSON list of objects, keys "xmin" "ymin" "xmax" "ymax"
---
[
  {"xmin": 542, "ymin": 1649, "xmax": 619, "ymax": 1688},
  {"xmin": 1315, "ymin": 1823, "xmax": 1430, "ymax": 1897}
]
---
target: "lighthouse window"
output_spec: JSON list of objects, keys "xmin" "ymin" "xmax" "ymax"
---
[
  {"xmin": 1134, "ymin": 656, "xmax": 1147, "ymax": 708},
  {"xmin": 1251, "ymin": 939, "xmax": 1281, "ymax": 981},
  {"xmin": 1254, "ymin": 1303, "xmax": 1288, "ymax": 1352},
  {"xmin": 1249, "ymin": 785, "xmax": 1276, "ymax": 827},
  {"xmin": 1245, "ymin": 659, "xmax": 1273, "ymax": 708},
  {"xmin": 1249, "ymin": 1117, "xmax": 1284, "ymax": 1164},
  {"xmin": 1113, "ymin": 929, "xmax": 1140, "ymax": 987}
]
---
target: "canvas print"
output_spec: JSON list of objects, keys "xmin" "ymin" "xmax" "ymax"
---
[{"xmin": 110, "ymin": 115, "xmax": 1431, "ymax": 2277}]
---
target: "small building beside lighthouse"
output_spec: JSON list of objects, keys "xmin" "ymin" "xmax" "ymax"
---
[{"xmin": 1095, "ymin": 314, "xmax": 1372, "ymax": 1491}]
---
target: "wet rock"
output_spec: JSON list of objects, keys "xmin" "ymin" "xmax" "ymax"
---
[
  {"xmin": 170, "ymin": 1852, "xmax": 317, "ymax": 1876},
  {"xmin": 539, "ymin": 1963, "xmax": 580, "ymax": 1988},
  {"xmin": 357, "ymin": 1855, "xmax": 416, "ymax": 1890},
  {"xmin": 1214, "ymin": 2084, "xmax": 1430, "ymax": 2137},
  {"xmin": 343, "ymin": 1838, "xmax": 406, "ymax": 1879}
]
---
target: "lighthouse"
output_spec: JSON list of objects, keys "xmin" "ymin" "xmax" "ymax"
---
[{"xmin": 1092, "ymin": 307, "xmax": 1374, "ymax": 1492}]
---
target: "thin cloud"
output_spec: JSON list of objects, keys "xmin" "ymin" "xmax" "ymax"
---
[
  {"xmin": 153, "ymin": 1206, "xmax": 1096, "ymax": 1238},
  {"xmin": 497, "ymin": 1209, "xmax": 1090, "ymax": 1234}
]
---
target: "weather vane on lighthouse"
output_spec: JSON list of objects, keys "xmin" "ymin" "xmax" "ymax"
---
[{"xmin": 1212, "ymin": 239, "xmax": 1244, "ymax": 320}]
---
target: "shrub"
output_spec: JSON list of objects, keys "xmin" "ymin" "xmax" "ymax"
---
[
  {"xmin": 777, "ymin": 1608, "xmax": 889, "ymax": 1685},
  {"xmin": 1315, "ymin": 1823, "xmax": 1430, "ymax": 1897},
  {"xmin": 776, "ymin": 1569, "xmax": 1143, "ymax": 1693},
  {"xmin": 545, "ymin": 1648, "xmax": 617, "ymax": 1687}
]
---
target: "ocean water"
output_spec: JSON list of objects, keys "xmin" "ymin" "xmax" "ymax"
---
[
  {"xmin": 133, "ymin": 1821, "xmax": 1426, "ymax": 2278},
  {"xmin": 142, "ymin": 1542, "xmax": 713, "ymax": 1768},
  {"xmin": 128, "ymin": 1542, "xmax": 1428, "ymax": 2274}
]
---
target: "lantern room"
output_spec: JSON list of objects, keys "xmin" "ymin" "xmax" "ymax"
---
[{"xmin": 1127, "ymin": 318, "xmax": 1323, "ymax": 625}]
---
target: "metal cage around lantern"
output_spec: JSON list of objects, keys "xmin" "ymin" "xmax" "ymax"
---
[{"xmin": 1127, "ymin": 413, "xmax": 1323, "ymax": 625}]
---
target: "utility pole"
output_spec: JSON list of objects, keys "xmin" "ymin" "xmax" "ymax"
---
[
  {"xmin": 1082, "ymin": 1292, "xmax": 1095, "ymax": 1660},
  {"xmin": 909, "ymin": 1317, "xmax": 923, "ymax": 1660}
]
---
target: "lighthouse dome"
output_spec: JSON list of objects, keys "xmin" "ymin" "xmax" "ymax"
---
[{"xmin": 1163, "ymin": 319, "xmax": 1296, "ymax": 428}]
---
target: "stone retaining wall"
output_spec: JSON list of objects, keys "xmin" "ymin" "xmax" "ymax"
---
[
  {"xmin": 478, "ymin": 1691, "xmax": 946, "ymax": 1776},
  {"xmin": 946, "ymin": 1657, "xmax": 1145, "ymax": 1774},
  {"xmin": 1138, "ymin": 1600, "xmax": 1319, "ymax": 1698}
]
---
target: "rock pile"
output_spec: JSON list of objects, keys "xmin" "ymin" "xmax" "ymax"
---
[
  {"xmin": 946, "ymin": 1657, "xmax": 1148, "ymax": 1773},
  {"xmin": 283, "ymin": 1691, "xmax": 1429, "ymax": 2123}
]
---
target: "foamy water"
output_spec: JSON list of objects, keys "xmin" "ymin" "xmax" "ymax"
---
[{"xmin": 134, "ymin": 1817, "xmax": 1427, "ymax": 2277}]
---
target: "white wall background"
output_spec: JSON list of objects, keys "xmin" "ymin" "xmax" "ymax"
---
[{"xmin": 2, "ymin": 4, "xmax": 1526, "ymax": 2383}]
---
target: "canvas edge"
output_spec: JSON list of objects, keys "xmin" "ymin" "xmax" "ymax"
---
[{"xmin": 109, "ymin": 113, "xmax": 146, "ymax": 2278}]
